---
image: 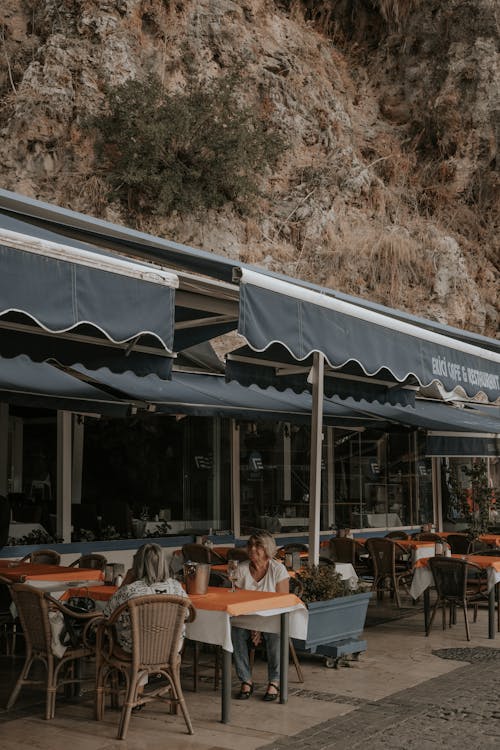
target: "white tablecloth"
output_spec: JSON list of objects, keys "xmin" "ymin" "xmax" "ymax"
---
[
  {"xmin": 185, "ymin": 603, "xmax": 308, "ymax": 653},
  {"xmin": 410, "ymin": 562, "xmax": 500, "ymax": 600},
  {"xmin": 411, "ymin": 544, "xmax": 436, "ymax": 563},
  {"xmin": 334, "ymin": 562, "xmax": 359, "ymax": 588}
]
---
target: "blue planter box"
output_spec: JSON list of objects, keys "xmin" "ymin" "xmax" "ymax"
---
[{"xmin": 293, "ymin": 591, "xmax": 371, "ymax": 665}]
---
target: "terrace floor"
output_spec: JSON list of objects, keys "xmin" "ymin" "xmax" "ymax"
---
[{"xmin": 1, "ymin": 592, "xmax": 499, "ymax": 749}]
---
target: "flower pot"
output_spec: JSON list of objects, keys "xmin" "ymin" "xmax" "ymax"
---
[{"xmin": 293, "ymin": 591, "xmax": 371, "ymax": 667}]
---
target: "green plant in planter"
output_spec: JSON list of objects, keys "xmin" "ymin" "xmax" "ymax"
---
[
  {"xmin": 446, "ymin": 459, "xmax": 496, "ymax": 535},
  {"xmin": 296, "ymin": 564, "xmax": 355, "ymax": 604}
]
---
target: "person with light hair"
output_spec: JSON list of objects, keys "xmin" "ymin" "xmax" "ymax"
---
[
  {"xmin": 231, "ymin": 530, "xmax": 289, "ymax": 701},
  {"xmin": 103, "ymin": 543, "xmax": 186, "ymax": 653}
]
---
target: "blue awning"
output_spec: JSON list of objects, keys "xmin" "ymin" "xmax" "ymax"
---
[
  {"xmin": 0, "ymin": 214, "xmax": 177, "ymax": 377},
  {"xmin": 236, "ymin": 270, "xmax": 500, "ymax": 403}
]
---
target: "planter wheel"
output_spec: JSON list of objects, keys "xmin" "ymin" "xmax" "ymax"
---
[{"xmin": 325, "ymin": 652, "xmax": 362, "ymax": 669}]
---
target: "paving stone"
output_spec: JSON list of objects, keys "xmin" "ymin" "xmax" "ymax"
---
[{"xmin": 258, "ymin": 653, "xmax": 500, "ymax": 750}]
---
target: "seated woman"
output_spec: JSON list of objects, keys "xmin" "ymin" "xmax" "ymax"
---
[
  {"xmin": 103, "ymin": 543, "xmax": 187, "ymax": 653},
  {"xmin": 231, "ymin": 530, "xmax": 289, "ymax": 702}
]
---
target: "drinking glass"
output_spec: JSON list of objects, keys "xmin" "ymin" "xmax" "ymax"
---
[{"xmin": 227, "ymin": 560, "xmax": 239, "ymax": 593}]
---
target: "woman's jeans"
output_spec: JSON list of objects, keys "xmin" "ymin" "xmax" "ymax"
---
[{"xmin": 231, "ymin": 626, "xmax": 280, "ymax": 684}]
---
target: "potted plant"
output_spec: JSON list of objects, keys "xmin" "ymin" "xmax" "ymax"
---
[
  {"xmin": 446, "ymin": 459, "xmax": 496, "ymax": 535},
  {"xmin": 292, "ymin": 564, "xmax": 372, "ymax": 668}
]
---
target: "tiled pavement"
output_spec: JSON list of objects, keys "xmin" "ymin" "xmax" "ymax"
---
[{"xmin": 1, "ymin": 596, "xmax": 500, "ymax": 749}]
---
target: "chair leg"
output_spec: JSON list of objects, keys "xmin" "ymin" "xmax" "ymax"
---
[
  {"xmin": 289, "ymin": 639, "xmax": 304, "ymax": 683},
  {"xmin": 426, "ymin": 599, "xmax": 441, "ymax": 636},
  {"xmin": 170, "ymin": 667, "xmax": 194, "ymax": 735},
  {"xmin": 462, "ymin": 603, "xmax": 471, "ymax": 641},
  {"xmin": 117, "ymin": 674, "xmax": 136, "ymax": 741},
  {"xmin": 392, "ymin": 576, "xmax": 401, "ymax": 609},
  {"xmin": 6, "ymin": 652, "xmax": 35, "ymax": 710}
]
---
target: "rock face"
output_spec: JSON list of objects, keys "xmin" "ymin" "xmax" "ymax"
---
[{"xmin": 0, "ymin": 0, "xmax": 498, "ymax": 337}]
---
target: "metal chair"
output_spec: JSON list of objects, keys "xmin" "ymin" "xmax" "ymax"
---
[
  {"xmin": 0, "ymin": 575, "xmax": 18, "ymax": 655},
  {"xmin": 446, "ymin": 534, "xmax": 472, "ymax": 555},
  {"xmin": 19, "ymin": 549, "xmax": 61, "ymax": 565},
  {"xmin": 6, "ymin": 583, "xmax": 99, "ymax": 719},
  {"xmin": 426, "ymin": 557, "xmax": 487, "ymax": 641},
  {"xmin": 69, "ymin": 553, "xmax": 107, "ymax": 571},
  {"xmin": 95, "ymin": 594, "xmax": 195, "ymax": 739},
  {"xmin": 365, "ymin": 538, "xmax": 412, "ymax": 608}
]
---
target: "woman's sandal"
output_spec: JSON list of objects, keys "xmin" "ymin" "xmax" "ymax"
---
[
  {"xmin": 263, "ymin": 682, "xmax": 279, "ymax": 702},
  {"xmin": 237, "ymin": 681, "xmax": 254, "ymax": 700}
]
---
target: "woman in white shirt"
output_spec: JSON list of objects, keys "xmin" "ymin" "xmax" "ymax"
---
[{"xmin": 232, "ymin": 531, "xmax": 289, "ymax": 701}]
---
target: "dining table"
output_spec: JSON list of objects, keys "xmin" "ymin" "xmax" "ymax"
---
[
  {"xmin": 356, "ymin": 538, "xmax": 436, "ymax": 564},
  {"xmin": 410, "ymin": 554, "xmax": 500, "ymax": 639},
  {"xmin": 0, "ymin": 561, "xmax": 104, "ymax": 592},
  {"xmin": 63, "ymin": 583, "xmax": 308, "ymax": 724}
]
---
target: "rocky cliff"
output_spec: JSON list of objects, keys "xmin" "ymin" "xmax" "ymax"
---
[{"xmin": 0, "ymin": 0, "xmax": 498, "ymax": 337}]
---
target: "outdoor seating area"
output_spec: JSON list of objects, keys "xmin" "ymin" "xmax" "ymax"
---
[{"xmin": 1, "ymin": 577, "xmax": 499, "ymax": 749}]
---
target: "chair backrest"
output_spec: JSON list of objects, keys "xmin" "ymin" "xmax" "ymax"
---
[
  {"xmin": 181, "ymin": 543, "xmax": 211, "ymax": 564},
  {"xmin": 0, "ymin": 574, "xmax": 13, "ymax": 616},
  {"xmin": 329, "ymin": 538, "xmax": 358, "ymax": 564},
  {"xmin": 446, "ymin": 534, "xmax": 471, "ymax": 555},
  {"xmin": 226, "ymin": 547, "xmax": 249, "ymax": 562},
  {"xmin": 413, "ymin": 533, "xmax": 443, "ymax": 542},
  {"xmin": 10, "ymin": 583, "xmax": 52, "ymax": 655},
  {"xmin": 468, "ymin": 539, "xmax": 492, "ymax": 554},
  {"xmin": 385, "ymin": 530, "xmax": 409, "ymax": 540},
  {"xmin": 366, "ymin": 538, "xmax": 396, "ymax": 576},
  {"xmin": 0, "ymin": 494, "xmax": 10, "ymax": 550},
  {"xmin": 71, "ymin": 553, "xmax": 107, "ymax": 571},
  {"xmin": 124, "ymin": 594, "xmax": 194, "ymax": 669},
  {"xmin": 24, "ymin": 549, "xmax": 61, "ymax": 565},
  {"xmin": 289, "ymin": 576, "xmax": 304, "ymax": 598},
  {"xmin": 469, "ymin": 548, "xmax": 500, "ymax": 557},
  {"xmin": 429, "ymin": 557, "xmax": 469, "ymax": 600},
  {"xmin": 208, "ymin": 570, "xmax": 232, "ymax": 588},
  {"xmin": 280, "ymin": 543, "xmax": 309, "ymax": 554}
]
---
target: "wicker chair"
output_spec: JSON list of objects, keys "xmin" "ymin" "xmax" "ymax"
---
[
  {"xmin": 181, "ymin": 543, "xmax": 226, "ymax": 565},
  {"xmin": 95, "ymin": 594, "xmax": 195, "ymax": 739},
  {"xmin": 426, "ymin": 557, "xmax": 487, "ymax": 641},
  {"xmin": 6, "ymin": 583, "xmax": 99, "ymax": 719},
  {"xmin": 279, "ymin": 543, "xmax": 309, "ymax": 554},
  {"xmin": 365, "ymin": 538, "xmax": 412, "ymax": 608},
  {"xmin": 412, "ymin": 533, "xmax": 443, "ymax": 543},
  {"xmin": 69, "ymin": 554, "xmax": 107, "ymax": 571},
  {"xmin": 226, "ymin": 547, "xmax": 249, "ymax": 562},
  {"xmin": 385, "ymin": 531, "xmax": 409, "ymax": 540},
  {"xmin": 468, "ymin": 539, "xmax": 494, "ymax": 554},
  {"xmin": 19, "ymin": 549, "xmax": 61, "ymax": 565},
  {"xmin": 329, "ymin": 538, "xmax": 371, "ymax": 577}
]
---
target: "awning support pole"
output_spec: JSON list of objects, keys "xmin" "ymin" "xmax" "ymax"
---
[
  {"xmin": 57, "ymin": 411, "xmax": 72, "ymax": 543},
  {"xmin": 0, "ymin": 403, "xmax": 8, "ymax": 496},
  {"xmin": 308, "ymin": 352, "xmax": 324, "ymax": 565}
]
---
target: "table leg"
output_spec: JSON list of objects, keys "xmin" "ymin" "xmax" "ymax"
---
[
  {"xmin": 279, "ymin": 612, "xmax": 289, "ymax": 705},
  {"xmin": 423, "ymin": 588, "xmax": 430, "ymax": 633},
  {"xmin": 488, "ymin": 587, "xmax": 495, "ymax": 640},
  {"xmin": 221, "ymin": 648, "xmax": 232, "ymax": 724}
]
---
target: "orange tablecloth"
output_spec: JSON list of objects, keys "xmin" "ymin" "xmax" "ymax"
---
[
  {"xmin": 0, "ymin": 563, "xmax": 104, "ymax": 583},
  {"xmin": 479, "ymin": 535, "xmax": 500, "ymax": 548},
  {"xmin": 61, "ymin": 584, "xmax": 117, "ymax": 602},
  {"xmin": 188, "ymin": 588, "xmax": 301, "ymax": 616}
]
